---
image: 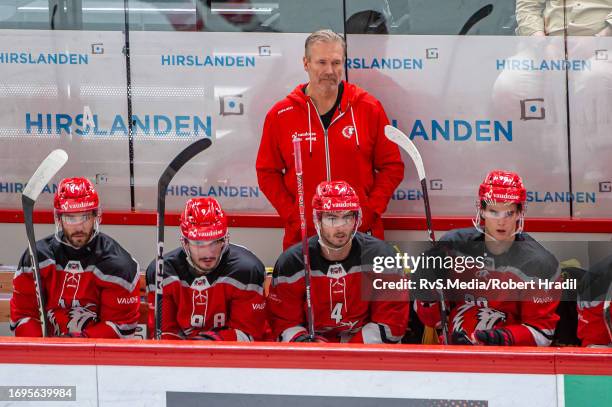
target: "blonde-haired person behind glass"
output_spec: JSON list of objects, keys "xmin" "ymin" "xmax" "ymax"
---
[{"xmin": 516, "ymin": 0, "xmax": 612, "ymax": 36}]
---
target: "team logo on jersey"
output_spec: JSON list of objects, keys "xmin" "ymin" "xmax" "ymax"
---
[
  {"xmin": 338, "ymin": 319, "xmax": 359, "ymax": 331},
  {"xmin": 453, "ymin": 303, "xmax": 507, "ymax": 334},
  {"xmin": 66, "ymin": 306, "xmax": 97, "ymax": 333},
  {"xmin": 328, "ymin": 264, "xmax": 347, "ymax": 279},
  {"xmin": 64, "ymin": 260, "xmax": 84, "ymax": 274},
  {"xmin": 191, "ymin": 276, "xmax": 210, "ymax": 292},
  {"xmin": 342, "ymin": 125, "xmax": 356, "ymax": 139}
]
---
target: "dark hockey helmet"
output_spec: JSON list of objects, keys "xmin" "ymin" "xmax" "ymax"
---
[
  {"xmin": 180, "ymin": 197, "xmax": 228, "ymax": 242},
  {"xmin": 54, "ymin": 177, "xmax": 99, "ymax": 213}
]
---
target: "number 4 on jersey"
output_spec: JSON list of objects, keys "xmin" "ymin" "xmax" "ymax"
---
[{"xmin": 331, "ymin": 303, "xmax": 343, "ymax": 323}]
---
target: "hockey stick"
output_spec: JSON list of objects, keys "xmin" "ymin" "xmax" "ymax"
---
[
  {"xmin": 22, "ymin": 149, "xmax": 68, "ymax": 337},
  {"xmin": 458, "ymin": 4, "xmax": 493, "ymax": 35},
  {"xmin": 441, "ymin": 4, "xmax": 494, "ymax": 96},
  {"xmin": 155, "ymin": 138, "xmax": 213, "ymax": 340},
  {"xmin": 384, "ymin": 125, "xmax": 450, "ymax": 345},
  {"xmin": 292, "ymin": 138, "xmax": 316, "ymax": 340}
]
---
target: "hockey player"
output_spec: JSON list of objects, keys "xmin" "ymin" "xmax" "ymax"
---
[
  {"xmin": 415, "ymin": 170, "xmax": 561, "ymax": 346},
  {"xmin": 10, "ymin": 177, "xmax": 140, "ymax": 338},
  {"xmin": 267, "ymin": 180, "xmax": 409, "ymax": 343},
  {"xmin": 577, "ymin": 254, "xmax": 612, "ymax": 347},
  {"xmin": 145, "ymin": 197, "xmax": 267, "ymax": 341}
]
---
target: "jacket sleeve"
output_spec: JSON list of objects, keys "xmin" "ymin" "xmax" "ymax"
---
[
  {"xmin": 515, "ymin": 0, "xmax": 546, "ymax": 36},
  {"xmin": 256, "ymin": 108, "xmax": 296, "ymax": 222},
  {"xmin": 10, "ymin": 250, "xmax": 44, "ymax": 337},
  {"xmin": 266, "ymin": 261, "xmax": 308, "ymax": 342},
  {"xmin": 216, "ymin": 265, "xmax": 267, "ymax": 341},
  {"xmin": 83, "ymin": 260, "xmax": 141, "ymax": 339},
  {"xmin": 367, "ymin": 101, "xmax": 404, "ymax": 219}
]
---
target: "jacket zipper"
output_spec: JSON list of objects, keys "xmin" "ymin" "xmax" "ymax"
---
[{"xmin": 308, "ymin": 99, "xmax": 347, "ymax": 182}]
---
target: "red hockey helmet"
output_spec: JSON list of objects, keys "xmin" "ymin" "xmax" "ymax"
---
[
  {"xmin": 312, "ymin": 180, "xmax": 361, "ymax": 213},
  {"xmin": 312, "ymin": 180, "xmax": 361, "ymax": 251},
  {"xmin": 180, "ymin": 198, "xmax": 228, "ymax": 242},
  {"xmin": 474, "ymin": 170, "xmax": 527, "ymax": 236},
  {"xmin": 54, "ymin": 177, "xmax": 99, "ymax": 213},
  {"xmin": 478, "ymin": 170, "xmax": 526, "ymax": 205}
]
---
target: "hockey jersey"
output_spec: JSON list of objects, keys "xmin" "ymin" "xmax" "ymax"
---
[
  {"xmin": 145, "ymin": 244, "xmax": 266, "ymax": 341},
  {"xmin": 415, "ymin": 228, "xmax": 561, "ymax": 346},
  {"xmin": 267, "ymin": 232, "xmax": 409, "ymax": 343},
  {"xmin": 10, "ymin": 233, "xmax": 140, "ymax": 338},
  {"xmin": 577, "ymin": 254, "xmax": 612, "ymax": 347}
]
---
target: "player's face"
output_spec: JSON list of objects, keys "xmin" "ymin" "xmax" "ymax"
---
[
  {"xmin": 188, "ymin": 238, "xmax": 225, "ymax": 272},
  {"xmin": 318, "ymin": 211, "xmax": 356, "ymax": 248},
  {"xmin": 482, "ymin": 203, "xmax": 519, "ymax": 241},
  {"xmin": 303, "ymin": 40, "xmax": 344, "ymax": 94},
  {"xmin": 60, "ymin": 211, "xmax": 95, "ymax": 248}
]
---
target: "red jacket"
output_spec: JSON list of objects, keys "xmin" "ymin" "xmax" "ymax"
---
[{"xmin": 256, "ymin": 81, "xmax": 404, "ymax": 249}]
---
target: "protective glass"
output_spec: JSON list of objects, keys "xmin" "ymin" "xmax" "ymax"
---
[
  {"xmin": 60, "ymin": 213, "xmax": 94, "ymax": 225},
  {"xmin": 481, "ymin": 208, "xmax": 518, "ymax": 219},
  {"xmin": 187, "ymin": 237, "xmax": 225, "ymax": 248},
  {"xmin": 321, "ymin": 212, "xmax": 356, "ymax": 227}
]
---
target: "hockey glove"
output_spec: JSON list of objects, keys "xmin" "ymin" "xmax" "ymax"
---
[
  {"xmin": 193, "ymin": 331, "xmax": 223, "ymax": 341},
  {"xmin": 450, "ymin": 329, "xmax": 475, "ymax": 345},
  {"xmin": 474, "ymin": 328, "xmax": 514, "ymax": 346}
]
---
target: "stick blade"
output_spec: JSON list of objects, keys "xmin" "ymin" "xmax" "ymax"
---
[
  {"xmin": 22, "ymin": 149, "xmax": 68, "ymax": 202},
  {"xmin": 384, "ymin": 125, "xmax": 426, "ymax": 182}
]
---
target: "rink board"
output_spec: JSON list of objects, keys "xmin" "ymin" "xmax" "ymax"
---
[{"xmin": 0, "ymin": 338, "xmax": 610, "ymax": 407}]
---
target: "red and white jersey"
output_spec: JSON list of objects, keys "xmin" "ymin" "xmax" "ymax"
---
[
  {"xmin": 145, "ymin": 244, "xmax": 267, "ymax": 341},
  {"xmin": 268, "ymin": 232, "xmax": 409, "ymax": 343},
  {"xmin": 415, "ymin": 228, "xmax": 561, "ymax": 346},
  {"xmin": 577, "ymin": 255, "xmax": 612, "ymax": 347},
  {"xmin": 10, "ymin": 233, "xmax": 140, "ymax": 338}
]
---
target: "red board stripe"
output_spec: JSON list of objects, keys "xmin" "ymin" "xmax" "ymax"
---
[
  {"xmin": 0, "ymin": 337, "xmax": 611, "ymax": 375},
  {"xmin": 0, "ymin": 209, "xmax": 611, "ymax": 233}
]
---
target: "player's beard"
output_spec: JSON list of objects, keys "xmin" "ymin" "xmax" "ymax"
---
[
  {"xmin": 194, "ymin": 255, "xmax": 221, "ymax": 273},
  {"xmin": 64, "ymin": 228, "xmax": 93, "ymax": 248}
]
